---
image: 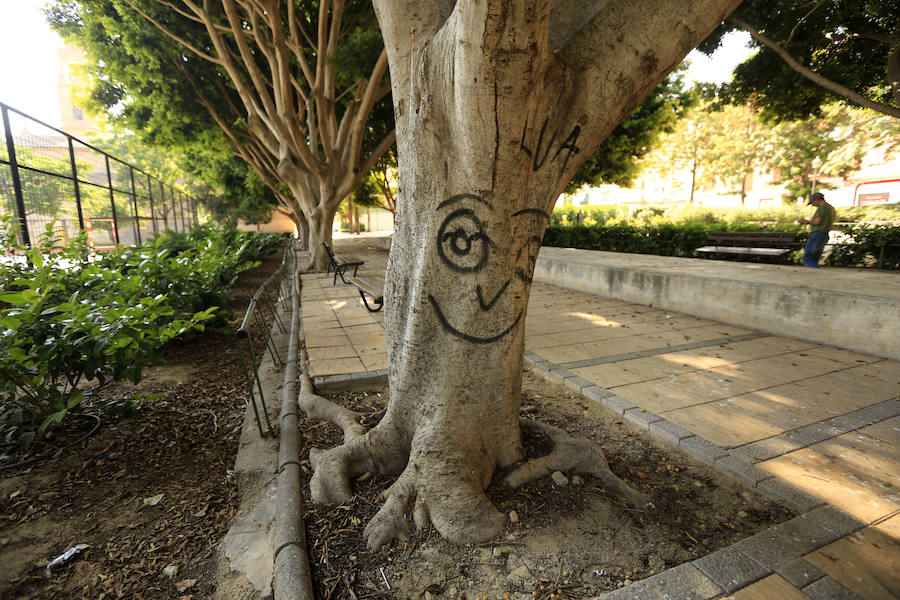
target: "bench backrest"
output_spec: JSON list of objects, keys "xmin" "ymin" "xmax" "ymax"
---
[
  {"xmin": 707, "ymin": 231, "xmax": 798, "ymax": 244},
  {"xmin": 322, "ymin": 242, "xmax": 338, "ymax": 263}
]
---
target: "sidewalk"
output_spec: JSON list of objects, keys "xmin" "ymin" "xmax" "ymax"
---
[{"xmin": 300, "ymin": 237, "xmax": 899, "ymax": 600}]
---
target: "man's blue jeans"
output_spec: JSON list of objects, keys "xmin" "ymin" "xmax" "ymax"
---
[{"xmin": 803, "ymin": 231, "xmax": 828, "ymax": 268}]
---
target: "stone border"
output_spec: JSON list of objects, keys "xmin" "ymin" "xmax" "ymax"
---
[{"xmin": 595, "ymin": 505, "xmax": 867, "ymax": 599}]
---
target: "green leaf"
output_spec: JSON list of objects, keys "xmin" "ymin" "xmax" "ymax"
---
[
  {"xmin": 38, "ymin": 410, "xmax": 66, "ymax": 433},
  {"xmin": 66, "ymin": 389, "xmax": 85, "ymax": 409},
  {"xmin": 0, "ymin": 292, "xmax": 25, "ymax": 305}
]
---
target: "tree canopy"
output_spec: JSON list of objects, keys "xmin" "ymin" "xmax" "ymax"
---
[
  {"xmin": 701, "ymin": 0, "xmax": 900, "ymax": 120},
  {"xmin": 48, "ymin": 0, "xmax": 394, "ymax": 267}
]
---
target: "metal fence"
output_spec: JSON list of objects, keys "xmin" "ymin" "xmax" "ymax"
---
[{"xmin": 1, "ymin": 102, "xmax": 199, "ymax": 248}]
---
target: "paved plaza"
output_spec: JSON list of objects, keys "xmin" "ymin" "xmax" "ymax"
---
[{"xmin": 300, "ymin": 236, "xmax": 899, "ymax": 600}]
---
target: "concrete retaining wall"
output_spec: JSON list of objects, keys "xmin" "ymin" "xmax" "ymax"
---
[{"xmin": 534, "ymin": 249, "xmax": 899, "ymax": 361}]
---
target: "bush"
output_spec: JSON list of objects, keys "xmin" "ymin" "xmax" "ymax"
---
[{"xmin": 0, "ymin": 219, "xmax": 283, "ymax": 441}]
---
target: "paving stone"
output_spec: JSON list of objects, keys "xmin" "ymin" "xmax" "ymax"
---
[
  {"xmin": 648, "ymin": 419, "xmax": 696, "ymax": 445},
  {"xmin": 826, "ymin": 400, "xmax": 900, "ymax": 432},
  {"xmin": 545, "ymin": 366, "xmax": 577, "ymax": 384},
  {"xmin": 601, "ymin": 395, "xmax": 639, "ymax": 415},
  {"xmin": 736, "ymin": 437, "xmax": 804, "ymax": 462},
  {"xmin": 733, "ymin": 514, "xmax": 841, "ymax": 571},
  {"xmin": 566, "ymin": 375, "xmax": 596, "ymax": 393},
  {"xmin": 582, "ymin": 385, "xmax": 614, "ymax": 402},
  {"xmin": 638, "ymin": 563, "xmax": 722, "ymax": 600},
  {"xmin": 624, "ymin": 407, "xmax": 664, "ymax": 429},
  {"xmin": 799, "ymin": 505, "xmax": 866, "ymax": 539},
  {"xmin": 775, "ymin": 558, "xmax": 826, "ymax": 589},
  {"xmin": 756, "ymin": 478, "xmax": 826, "ymax": 513},
  {"xmin": 680, "ymin": 435, "xmax": 727, "ymax": 465},
  {"xmin": 802, "ymin": 576, "xmax": 867, "ymax": 600},
  {"xmin": 784, "ymin": 423, "xmax": 842, "ymax": 449},
  {"xmin": 692, "ymin": 543, "xmax": 770, "ymax": 593},
  {"xmin": 714, "ymin": 454, "xmax": 774, "ymax": 488},
  {"xmin": 595, "ymin": 583, "xmax": 661, "ymax": 599}
]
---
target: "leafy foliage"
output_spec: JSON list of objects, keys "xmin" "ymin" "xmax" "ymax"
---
[
  {"xmin": 567, "ymin": 69, "xmax": 693, "ymax": 191},
  {"xmin": 702, "ymin": 1, "xmax": 900, "ymax": 120},
  {"xmin": 0, "ymin": 216, "xmax": 282, "ymax": 440}
]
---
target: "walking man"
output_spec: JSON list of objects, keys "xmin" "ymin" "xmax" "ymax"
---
[{"xmin": 799, "ymin": 192, "xmax": 835, "ymax": 268}]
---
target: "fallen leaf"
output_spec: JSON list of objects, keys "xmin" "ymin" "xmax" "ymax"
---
[
  {"xmin": 176, "ymin": 579, "xmax": 198, "ymax": 592},
  {"xmin": 420, "ymin": 584, "xmax": 443, "ymax": 596},
  {"xmin": 143, "ymin": 494, "xmax": 165, "ymax": 507}
]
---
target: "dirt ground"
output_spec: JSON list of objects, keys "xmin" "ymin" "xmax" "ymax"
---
[
  {"xmin": 300, "ymin": 370, "xmax": 795, "ymax": 600},
  {"xmin": 0, "ymin": 249, "xmax": 285, "ymax": 600}
]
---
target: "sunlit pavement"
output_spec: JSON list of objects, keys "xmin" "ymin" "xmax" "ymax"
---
[{"xmin": 301, "ymin": 236, "xmax": 899, "ymax": 600}]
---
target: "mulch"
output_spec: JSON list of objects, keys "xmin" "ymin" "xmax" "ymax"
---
[{"xmin": 0, "ymin": 246, "xmax": 286, "ymax": 600}]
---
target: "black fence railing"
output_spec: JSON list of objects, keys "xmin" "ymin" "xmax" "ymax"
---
[{"xmin": 1, "ymin": 102, "xmax": 199, "ymax": 248}]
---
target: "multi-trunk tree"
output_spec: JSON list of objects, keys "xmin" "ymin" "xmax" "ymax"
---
[
  {"xmin": 302, "ymin": 0, "xmax": 742, "ymax": 548},
  {"xmin": 50, "ymin": 0, "xmax": 394, "ymax": 269}
]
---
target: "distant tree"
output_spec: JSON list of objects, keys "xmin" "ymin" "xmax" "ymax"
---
[
  {"xmin": 48, "ymin": 0, "xmax": 394, "ymax": 269},
  {"xmin": 766, "ymin": 103, "xmax": 900, "ymax": 199},
  {"xmin": 566, "ymin": 70, "xmax": 692, "ymax": 192},
  {"xmin": 701, "ymin": 0, "xmax": 900, "ymax": 120}
]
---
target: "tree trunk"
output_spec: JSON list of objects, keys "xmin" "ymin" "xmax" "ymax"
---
[{"xmin": 308, "ymin": 0, "xmax": 744, "ymax": 549}]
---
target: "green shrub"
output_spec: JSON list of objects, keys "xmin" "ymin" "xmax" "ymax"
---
[{"xmin": 0, "ymin": 219, "xmax": 282, "ymax": 441}]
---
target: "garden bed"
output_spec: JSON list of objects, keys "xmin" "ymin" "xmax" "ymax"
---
[
  {"xmin": 0, "ymin": 248, "xmax": 284, "ymax": 600},
  {"xmin": 300, "ymin": 370, "xmax": 796, "ymax": 599}
]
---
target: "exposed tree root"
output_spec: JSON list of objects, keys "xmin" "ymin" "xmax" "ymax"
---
[
  {"xmin": 298, "ymin": 349, "xmax": 366, "ymax": 442},
  {"xmin": 504, "ymin": 419, "xmax": 650, "ymax": 510},
  {"xmin": 297, "ymin": 348, "xmax": 646, "ymax": 550}
]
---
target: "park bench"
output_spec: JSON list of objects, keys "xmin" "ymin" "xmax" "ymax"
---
[
  {"xmin": 695, "ymin": 231, "xmax": 799, "ymax": 258},
  {"xmin": 348, "ymin": 276, "xmax": 384, "ymax": 312},
  {"xmin": 323, "ymin": 242, "xmax": 364, "ymax": 285}
]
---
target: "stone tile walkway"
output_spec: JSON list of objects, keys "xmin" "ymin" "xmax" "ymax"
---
[{"xmin": 300, "ymin": 237, "xmax": 900, "ymax": 600}]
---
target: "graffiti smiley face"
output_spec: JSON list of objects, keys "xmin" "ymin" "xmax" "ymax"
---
[{"xmin": 427, "ymin": 194, "xmax": 548, "ymax": 344}]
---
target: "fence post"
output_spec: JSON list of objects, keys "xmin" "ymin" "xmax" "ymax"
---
[
  {"xmin": 1, "ymin": 104, "xmax": 30, "ymax": 246},
  {"xmin": 105, "ymin": 155, "xmax": 120, "ymax": 246},
  {"xmin": 147, "ymin": 173, "xmax": 157, "ymax": 237},
  {"xmin": 67, "ymin": 136, "xmax": 84, "ymax": 232},
  {"xmin": 129, "ymin": 166, "xmax": 142, "ymax": 247},
  {"xmin": 180, "ymin": 191, "xmax": 187, "ymax": 231}
]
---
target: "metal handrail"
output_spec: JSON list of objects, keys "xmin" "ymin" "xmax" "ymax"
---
[{"xmin": 234, "ymin": 245, "xmax": 295, "ymax": 437}]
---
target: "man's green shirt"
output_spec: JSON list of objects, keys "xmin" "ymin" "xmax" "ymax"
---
[{"xmin": 810, "ymin": 202, "xmax": 835, "ymax": 233}]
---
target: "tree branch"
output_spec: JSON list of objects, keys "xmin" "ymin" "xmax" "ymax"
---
[
  {"xmin": 730, "ymin": 16, "xmax": 900, "ymax": 119},
  {"xmin": 125, "ymin": 0, "xmax": 222, "ymax": 64}
]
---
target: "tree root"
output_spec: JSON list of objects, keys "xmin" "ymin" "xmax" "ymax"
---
[
  {"xmin": 298, "ymin": 349, "xmax": 366, "ymax": 442},
  {"xmin": 504, "ymin": 419, "xmax": 650, "ymax": 510}
]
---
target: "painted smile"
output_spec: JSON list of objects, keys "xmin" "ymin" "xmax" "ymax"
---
[{"xmin": 427, "ymin": 294, "xmax": 522, "ymax": 344}]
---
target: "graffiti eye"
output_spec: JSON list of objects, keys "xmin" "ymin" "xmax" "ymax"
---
[{"xmin": 437, "ymin": 208, "xmax": 492, "ymax": 273}]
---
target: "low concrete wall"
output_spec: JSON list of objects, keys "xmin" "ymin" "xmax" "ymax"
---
[{"xmin": 534, "ymin": 249, "xmax": 899, "ymax": 361}]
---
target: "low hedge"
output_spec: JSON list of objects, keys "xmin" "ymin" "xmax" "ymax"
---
[{"xmin": 542, "ymin": 221, "xmax": 899, "ymax": 269}]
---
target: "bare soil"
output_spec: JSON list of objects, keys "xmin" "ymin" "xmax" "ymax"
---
[
  {"xmin": 0, "ymin": 249, "xmax": 285, "ymax": 600},
  {"xmin": 300, "ymin": 371, "xmax": 795, "ymax": 600}
]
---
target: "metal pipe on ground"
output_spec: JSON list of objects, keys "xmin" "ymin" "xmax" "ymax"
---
[{"xmin": 272, "ymin": 255, "xmax": 315, "ymax": 600}]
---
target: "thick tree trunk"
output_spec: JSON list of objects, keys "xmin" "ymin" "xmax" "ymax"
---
[{"xmin": 308, "ymin": 0, "xmax": 744, "ymax": 550}]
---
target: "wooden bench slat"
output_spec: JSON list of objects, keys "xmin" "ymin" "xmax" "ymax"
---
[
  {"xmin": 348, "ymin": 276, "xmax": 384, "ymax": 312},
  {"xmin": 323, "ymin": 242, "xmax": 364, "ymax": 284},
  {"xmin": 696, "ymin": 231, "xmax": 798, "ymax": 260},
  {"xmin": 696, "ymin": 245, "xmax": 791, "ymax": 256}
]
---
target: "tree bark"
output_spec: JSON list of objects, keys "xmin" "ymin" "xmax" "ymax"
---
[{"xmin": 308, "ymin": 0, "xmax": 743, "ymax": 548}]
